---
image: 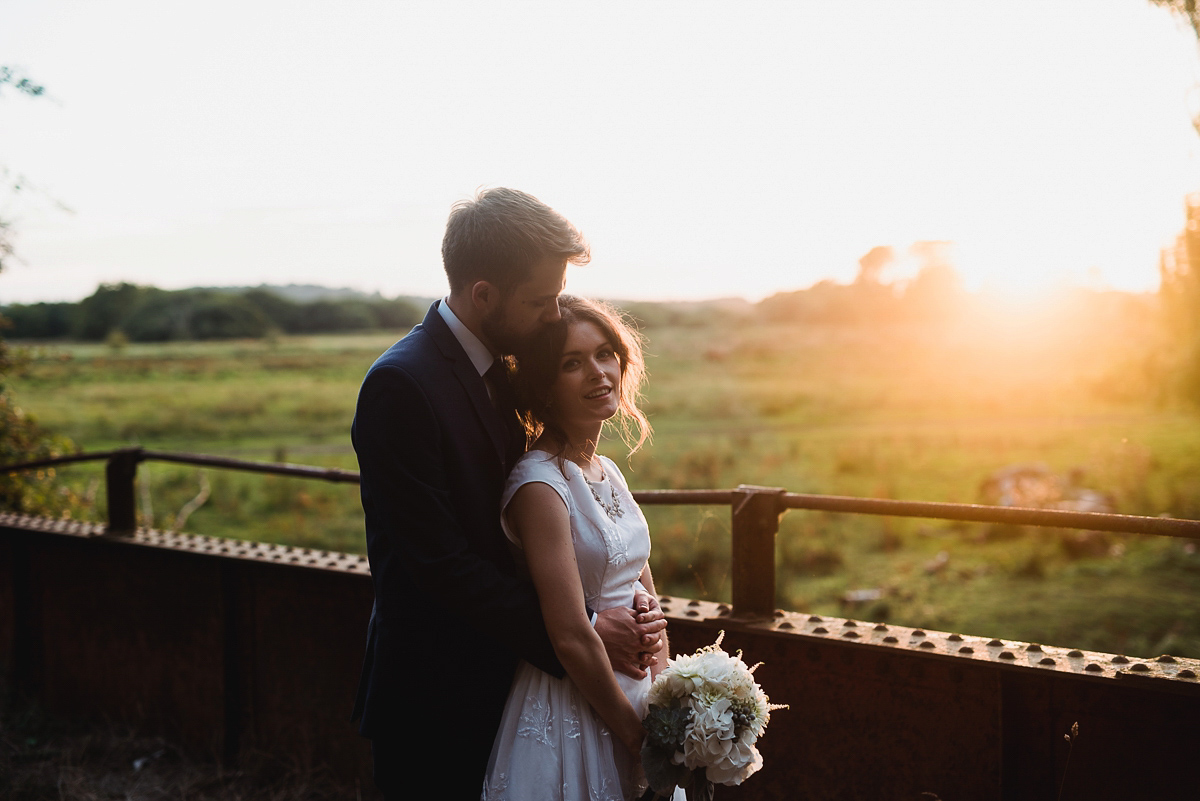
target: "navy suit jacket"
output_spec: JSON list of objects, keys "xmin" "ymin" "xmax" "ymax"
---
[{"xmin": 351, "ymin": 302, "xmax": 564, "ymax": 767}]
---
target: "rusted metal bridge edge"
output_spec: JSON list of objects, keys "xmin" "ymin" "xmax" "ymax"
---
[
  {"xmin": 6, "ymin": 446, "xmax": 1199, "ymax": 623},
  {"xmin": 2, "ymin": 512, "xmax": 1198, "ymax": 798},
  {"xmin": 4, "ymin": 440, "xmax": 1200, "ymax": 798},
  {"xmin": 4, "ymin": 509, "xmax": 1196, "ymax": 692}
]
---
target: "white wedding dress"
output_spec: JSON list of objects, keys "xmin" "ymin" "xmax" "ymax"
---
[{"xmin": 481, "ymin": 451, "xmax": 683, "ymax": 801}]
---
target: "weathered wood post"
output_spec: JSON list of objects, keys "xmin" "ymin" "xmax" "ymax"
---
[
  {"xmin": 730, "ymin": 484, "xmax": 786, "ymax": 619},
  {"xmin": 104, "ymin": 447, "xmax": 143, "ymax": 535}
]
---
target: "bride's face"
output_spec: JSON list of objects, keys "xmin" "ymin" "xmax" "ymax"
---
[{"xmin": 550, "ymin": 320, "xmax": 622, "ymax": 429}]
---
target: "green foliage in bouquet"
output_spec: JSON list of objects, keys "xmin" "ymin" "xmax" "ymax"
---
[{"xmin": 642, "ymin": 705, "xmax": 692, "ymax": 793}]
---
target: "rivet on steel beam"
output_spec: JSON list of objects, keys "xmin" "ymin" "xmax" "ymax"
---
[
  {"xmin": 959, "ymin": 646, "xmax": 974, "ymax": 654},
  {"xmin": 661, "ymin": 606, "xmax": 671, "ymax": 614},
  {"xmin": 1130, "ymin": 663, "xmax": 1151, "ymax": 672},
  {"xmin": 688, "ymin": 600, "xmax": 700, "ymax": 607},
  {"xmin": 718, "ymin": 607, "xmax": 730, "ymax": 617},
  {"xmin": 919, "ymin": 641, "xmax": 935, "ymax": 649},
  {"xmin": 687, "ymin": 610, "xmax": 699, "ymax": 617},
  {"xmin": 778, "ymin": 621, "xmax": 793, "ymax": 629},
  {"xmin": 346, "ymin": 563, "xmax": 356, "ymax": 570},
  {"xmin": 843, "ymin": 620, "xmax": 857, "ymax": 627},
  {"xmin": 717, "ymin": 604, "xmax": 730, "ymax": 613},
  {"xmin": 883, "ymin": 636, "xmax": 898, "ymax": 643},
  {"xmin": 808, "ymin": 615, "xmax": 823, "ymax": 623},
  {"xmin": 289, "ymin": 556, "xmax": 299, "ymax": 562},
  {"xmin": 987, "ymin": 639, "xmax": 1003, "ymax": 647},
  {"xmin": 1039, "ymin": 657, "xmax": 1056, "ymax": 666},
  {"xmin": 947, "ymin": 634, "xmax": 962, "ymax": 641},
  {"xmin": 1156, "ymin": 655, "xmax": 1177, "ymax": 663},
  {"xmin": 1067, "ymin": 650, "xmax": 1084, "ymax": 658},
  {"xmin": 999, "ymin": 651, "xmax": 1016, "ymax": 660},
  {"xmin": 873, "ymin": 624, "xmax": 888, "ymax": 632},
  {"xmin": 813, "ymin": 627, "xmax": 828, "ymax": 634},
  {"xmin": 271, "ymin": 554, "xmax": 281, "ymax": 560},
  {"xmin": 1111, "ymin": 655, "xmax": 1129, "ymax": 664},
  {"xmin": 1026, "ymin": 644, "xmax": 1042, "ymax": 652},
  {"xmin": 775, "ymin": 610, "xmax": 785, "ymax": 617},
  {"xmin": 843, "ymin": 631, "xmax": 859, "ymax": 639},
  {"xmin": 660, "ymin": 596, "xmax": 672, "ymax": 604},
  {"xmin": 1084, "ymin": 664, "xmax": 1103, "ymax": 672},
  {"xmin": 912, "ymin": 630, "xmax": 926, "ymax": 637},
  {"xmin": 1178, "ymin": 669, "xmax": 1197, "ymax": 679}
]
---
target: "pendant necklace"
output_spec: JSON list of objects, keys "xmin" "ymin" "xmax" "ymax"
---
[{"xmin": 584, "ymin": 463, "xmax": 624, "ymax": 520}]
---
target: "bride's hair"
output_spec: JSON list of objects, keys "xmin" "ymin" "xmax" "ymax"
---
[{"xmin": 513, "ymin": 295, "xmax": 651, "ymax": 455}]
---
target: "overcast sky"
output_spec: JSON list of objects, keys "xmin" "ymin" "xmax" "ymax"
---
[{"xmin": 2, "ymin": 0, "xmax": 1200, "ymax": 304}]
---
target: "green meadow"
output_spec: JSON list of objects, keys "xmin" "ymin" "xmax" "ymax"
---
[{"xmin": 7, "ymin": 303, "xmax": 1200, "ymax": 659}]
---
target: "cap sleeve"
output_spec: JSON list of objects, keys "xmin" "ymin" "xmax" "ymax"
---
[{"xmin": 500, "ymin": 451, "xmax": 572, "ymax": 548}]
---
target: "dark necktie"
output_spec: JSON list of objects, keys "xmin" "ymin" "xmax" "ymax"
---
[
  {"xmin": 484, "ymin": 359, "xmax": 524, "ymax": 467},
  {"xmin": 484, "ymin": 358, "xmax": 516, "ymax": 411}
]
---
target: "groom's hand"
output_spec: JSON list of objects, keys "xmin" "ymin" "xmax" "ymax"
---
[{"xmin": 595, "ymin": 603, "xmax": 667, "ymax": 680}]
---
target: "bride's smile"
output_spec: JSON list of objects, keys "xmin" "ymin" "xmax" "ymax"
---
[{"xmin": 551, "ymin": 320, "xmax": 623, "ymax": 431}]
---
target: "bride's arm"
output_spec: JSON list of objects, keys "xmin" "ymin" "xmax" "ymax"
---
[
  {"xmin": 507, "ymin": 482, "xmax": 645, "ymax": 758},
  {"xmin": 636, "ymin": 565, "xmax": 669, "ymax": 680}
]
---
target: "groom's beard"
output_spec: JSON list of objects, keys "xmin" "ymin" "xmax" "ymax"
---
[{"xmin": 481, "ymin": 305, "xmax": 540, "ymax": 357}]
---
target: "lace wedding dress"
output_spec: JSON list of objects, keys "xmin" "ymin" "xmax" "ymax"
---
[{"xmin": 481, "ymin": 451, "xmax": 683, "ymax": 801}]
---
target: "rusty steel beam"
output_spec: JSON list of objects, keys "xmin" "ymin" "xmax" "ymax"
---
[
  {"xmin": 782, "ymin": 492, "xmax": 1200, "ymax": 538},
  {"xmin": 141, "ymin": 450, "xmax": 361, "ymax": 483},
  {"xmin": 656, "ymin": 597, "xmax": 1200, "ymax": 689},
  {"xmin": 104, "ymin": 448, "xmax": 142, "ymax": 535},
  {"xmin": 630, "ymin": 489, "xmax": 734, "ymax": 505},
  {"xmin": 0, "ymin": 449, "xmax": 126, "ymax": 473},
  {"xmin": 730, "ymin": 485, "xmax": 785, "ymax": 619}
]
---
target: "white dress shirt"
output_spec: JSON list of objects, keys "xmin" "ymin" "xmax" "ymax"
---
[{"xmin": 438, "ymin": 298, "xmax": 495, "ymax": 377}]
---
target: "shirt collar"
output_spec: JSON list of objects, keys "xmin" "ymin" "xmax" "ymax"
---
[{"xmin": 438, "ymin": 298, "xmax": 495, "ymax": 377}]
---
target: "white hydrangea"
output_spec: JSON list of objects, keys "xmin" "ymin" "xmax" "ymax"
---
[{"xmin": 644, "ymin": 632, "xmax": 784, "ymax": 789}]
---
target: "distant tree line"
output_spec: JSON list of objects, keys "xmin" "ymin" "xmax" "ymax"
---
[
  {"xmin": 1, "ymin": 283, "xmax": 424, "ymax": 342},
  {"xmin": 757, "ymin": 242, "xmax": 967, "ymax": 326}
]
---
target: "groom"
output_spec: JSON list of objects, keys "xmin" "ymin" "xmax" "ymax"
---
[{"xmin": 351, "ymin": 188, "xmax": 666, "ymax": 799}]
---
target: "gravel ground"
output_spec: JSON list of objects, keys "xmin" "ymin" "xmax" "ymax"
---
[{"xmin": 1, "ymin": 698, "xmax": 360, "ymax": 801}]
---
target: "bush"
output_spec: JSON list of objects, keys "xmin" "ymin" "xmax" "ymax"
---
[{"xmin": 0, "ymin": 324, "xmax": 77, "ymax": 514}]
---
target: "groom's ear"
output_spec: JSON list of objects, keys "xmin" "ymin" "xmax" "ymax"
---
[{"xmin": 470, "ymin": 280, "xmax": 501, "ymax": 313}]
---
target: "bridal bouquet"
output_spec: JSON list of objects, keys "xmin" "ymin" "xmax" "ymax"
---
[{"xmin": 640, "ymin": 632, "xmax": 786, "ymax": 800}]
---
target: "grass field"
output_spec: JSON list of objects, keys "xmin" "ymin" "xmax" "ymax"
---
[{"xmin": 7, "ymin": 303, "xmax": 1200, "ymax": 658}]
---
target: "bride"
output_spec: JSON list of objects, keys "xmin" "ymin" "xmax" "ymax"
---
[{"xmin": 481, "ymin": 296, "xmax": 683, "ymax": 801}]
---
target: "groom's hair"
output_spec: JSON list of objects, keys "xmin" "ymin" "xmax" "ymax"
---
[{"xmin": 441, "ymin": 187, "xmax": 590, "ymax": 294}]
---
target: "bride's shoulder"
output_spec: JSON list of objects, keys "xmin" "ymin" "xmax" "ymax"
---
[
  {"xmin": 508, "ymin": 450, "xmax": 570, "ymax": 485},
  {"xmin": 504, "ymin": 450, "xmax": 572, "ymax": 510}
]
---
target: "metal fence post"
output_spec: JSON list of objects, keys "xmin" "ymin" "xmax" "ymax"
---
[
  {"xmin": 105, "ymin": 447, "xmax": 143, "ymax": 535},
  {"xmin": 731, "ymin": 484, "xmax": 786, "ymax": 619}
]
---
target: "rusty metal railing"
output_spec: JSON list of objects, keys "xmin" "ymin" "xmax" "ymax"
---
[{"xmin": 5, "ymin": 446, "xmax": 1200, "ymax": 619}]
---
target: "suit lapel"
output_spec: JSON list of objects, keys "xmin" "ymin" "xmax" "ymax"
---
[{"xmin": 423, "ymin": 302, "xmax": 510, "ymax": 468}]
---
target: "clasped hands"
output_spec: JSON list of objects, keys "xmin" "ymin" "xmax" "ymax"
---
[{"xmin": 594, "ymin": 590, "xmax": 667, "ymax": 680}]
